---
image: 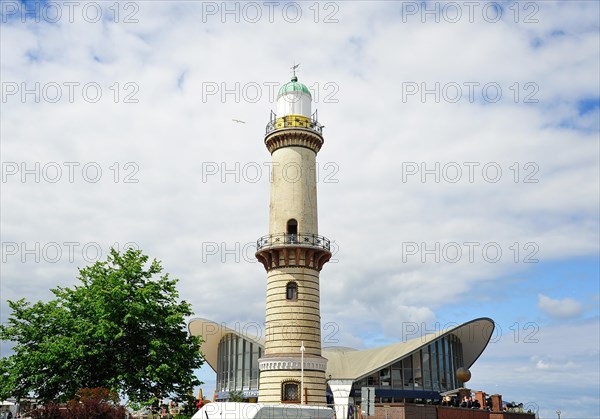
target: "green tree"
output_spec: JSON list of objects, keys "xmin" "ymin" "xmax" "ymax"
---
[
  {"xmin": 228, "ymin": 390, "xmax": 245, "ymax": 402},
  {"xmin": 0, "ymin": 248, "xmax": 203, "ymax": 403}
]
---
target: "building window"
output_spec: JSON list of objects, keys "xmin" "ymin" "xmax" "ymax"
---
[
  {"xmin": 367, "ymin": 372, "xmax": 379, "ymax": 386},
  {"xmin": 287, "ymin": 219, "xmax": 298, "ymax": 234},
  {"xmin": 380, "ymin": 367, "xmax": 391, "ymax": 387},
  {"xmin": 422, "ymin": 346, "xmax": 432, "ymax": 390},
  {"xmin": 402, "ymin": 356, "xmax": 413, "ymax": 390},
  {"xmin": 282, "ymin": 381, "xmax": 299, "ymax": 403},
  {"xmin": 286, "ymin": 282, "xmax": 298, "ymax": 300},
  {"xmin": 412, "ymin": 352, "xmax": 422, "ymax": 388},
  {"xmin": 392, "ymin": 363, "xmax": 402, "ymax": 389},
  {"xmin": 431, "ymin": 341, "xmax": 440, "ymax": 392},
  {"xmin": 287, "ymin": 219, "xmax": 298, "ymax": 243},
  {"xmin": 217, "ymin": 334, "xmax": 260, "ymax": 395}
]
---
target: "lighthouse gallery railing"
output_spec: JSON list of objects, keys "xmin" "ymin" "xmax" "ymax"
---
[{"xmin": 256, "ymin": 233, "xmax": 330, "ymax": 251}]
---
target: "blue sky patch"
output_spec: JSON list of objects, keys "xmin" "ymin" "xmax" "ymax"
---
[{"xmin": 578, "ymin": 97, "xmax": 600, "ymax": 116}]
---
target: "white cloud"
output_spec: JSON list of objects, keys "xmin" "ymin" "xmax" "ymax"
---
[
  {"xmin": 538, "ymin": 294, "xmax": 584, "ymax": 319},
  {"xmin": 533, "ymin": 357, "xmax": 578, "ymax": 372}
]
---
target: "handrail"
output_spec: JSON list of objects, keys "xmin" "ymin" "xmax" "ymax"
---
[
  {"xmin": 256, "ymin": 233, "xmax": 330, "ymax": 251},
  {"xmin": 265, "ymin": 115, "xmax": 324, "ymax": 135}
]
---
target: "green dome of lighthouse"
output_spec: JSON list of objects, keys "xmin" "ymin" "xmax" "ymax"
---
[{"xmin": 277, "ymin": 76, "xmax": 312, "ymax": 99}]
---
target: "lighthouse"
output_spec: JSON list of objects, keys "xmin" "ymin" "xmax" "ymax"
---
[{"xmin": 255, "ymin": 69, "xmax": 331, "ymax": 405}]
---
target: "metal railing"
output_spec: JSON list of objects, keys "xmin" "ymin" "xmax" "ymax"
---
[
  {"xmin": 256, "ymin": 233, "xmax": 330, "ymax": 251},
  {"xmin": 265, "ymin": 115, "xmax": 324, "ymax": 135}
]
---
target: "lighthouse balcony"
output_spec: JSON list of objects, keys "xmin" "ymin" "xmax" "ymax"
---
[
  {"xmin": 265, "ymin": 114, "xmax": 324, "ymax": 136},
  {"xmin": 256, "ymin": 233, "xmax": 330, "ymax": 252},
  {"xmin": 255, "ymin": 233, "xmax": 332, "ymax": 271}
]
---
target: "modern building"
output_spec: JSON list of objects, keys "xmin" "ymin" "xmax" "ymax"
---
[
  {"xmin": 189, "ymin": 317, "xmax": 494, "ymax": 418},
  {"xmin": 189, "ymin": 72, "xmax": 498, "ymax": 418}
]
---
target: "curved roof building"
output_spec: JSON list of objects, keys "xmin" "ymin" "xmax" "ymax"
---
[{"xmin": 189, "ymin": 317, "xmax": 495, "ymax": 417}]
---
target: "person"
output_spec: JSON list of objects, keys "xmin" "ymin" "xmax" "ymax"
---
[{"xmin": 347, "ymin": 404, "xmax": 354, "ymax": 419}]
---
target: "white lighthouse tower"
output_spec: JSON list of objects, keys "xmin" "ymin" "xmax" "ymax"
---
[{"xmin": 255, "ymin": 68, "xmax": 331, "ymax": 405}]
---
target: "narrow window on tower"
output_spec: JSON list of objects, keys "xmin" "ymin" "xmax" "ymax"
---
[
  {"xmin": 282, "ymin": 381, "xmax": 300, "ymax": 403},
  {"xmin": 287, "ymin": 219, "xmax": 298, "ymax": 243},
  {"xmin": 286, "ymin": 282, "xmax": 298, "ymax": 301}
]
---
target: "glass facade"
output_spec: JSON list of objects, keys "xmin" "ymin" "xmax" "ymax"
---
[
  {"xmin": 352, "ymin": 334, "xmax": 464, "ymax": 400},
  {"xmin": 215, "ymin": 332, "xmax": 464, "ymax": 402},
  {"xmin": 216, "ymin": 334, "xmax": 262, "ymax": 393}
]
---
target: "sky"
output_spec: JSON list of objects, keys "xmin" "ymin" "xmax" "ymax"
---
[{"xmin": 1, "ymin": 1, "xmax": 599, "ymax": 418}]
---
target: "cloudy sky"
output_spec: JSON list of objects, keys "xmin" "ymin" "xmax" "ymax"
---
[{"xmin": 1, "ymin": 1, "xmax": 598, "ymax": 417}]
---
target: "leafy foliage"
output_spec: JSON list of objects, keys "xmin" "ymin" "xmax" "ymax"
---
[
  {"xmin": 0, "ymin": 248, "xmax": 203, "ymax": 403},
  {"xmin": 28, "ymin": 403, "xmax": 63, "ymax": 419},
  {"xmin": 28, "ymin": 387, "xmax": 127, "ymax": 419},
  {"xmin": 228, "ymin": 390, "xmax": 246, "ymax": 402}
]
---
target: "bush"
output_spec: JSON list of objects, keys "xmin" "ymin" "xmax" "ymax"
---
[
  {"xmin": 28, "ymin": 388, "xmax": 127, "ymax": 419},
  {"xmin": 28, "ymin": 404, "xmax": 63, "ymax": 419}
]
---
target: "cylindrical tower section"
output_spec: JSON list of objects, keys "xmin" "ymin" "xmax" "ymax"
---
[
  {"xmin": 264, "ymin": 268, "xmax": 321, "ymax": 354},
  {"xmin": 269, "ymin": 146, "xmax": 318, "ymax": 235},
  {"xmin": 256, "ymin": 74, "xmax": 331, "ymax": 405}
]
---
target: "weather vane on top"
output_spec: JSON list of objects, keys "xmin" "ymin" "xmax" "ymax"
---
[{"xmin": 291, "ymin": 62, "xmax": 300, "ymax": 79}]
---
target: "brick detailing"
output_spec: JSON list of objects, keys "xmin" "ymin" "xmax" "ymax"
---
[
  {"xmin": 475, "ymin": 391, "xmax": 487, "ymax": 410},
  {"xmin": 265, "ymin": 129, "xmax": 323, "ymax": 154},
  {"xmin": 258, "ymin": 370, "xmax": 327, "ymax": 405},
  {"xmin": 437, "ymin": 406, "xmax": 491, "ymax": 419},
  {"xmin": 262, "ymin": 268, "xmax": 323, "ymax": 357},
  {"xmin": 256, "ymin": 245, "xmax": 331, "ymax": 271},
  {"xmin": 491, "ymin": 394, "xmax": 503, "ymax": 412}
]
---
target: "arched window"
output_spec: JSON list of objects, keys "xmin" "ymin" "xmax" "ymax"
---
[
  {"xmin": 286, "ymin": 219, "xmax": 298, "ymax": 244},
  {"xmin": 287, "ymin": 219, "xmax": 298, "ymax": 235},
  {"xmin": 282, "ymin": 381, "xmax": 299, "ymax": 403},
  {"xmin": 286, "ymin": 282, "xmax": 298, "ymax": 300}
]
